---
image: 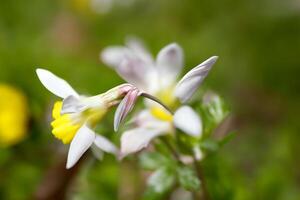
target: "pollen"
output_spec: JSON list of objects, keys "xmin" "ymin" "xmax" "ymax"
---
[
  {"xmin": 51, "ymin": 101, "xmax": 80, "ymax": 144},
  {"xmin": 150, "ymin": 106, "xmax": 173, "ymax": 121}
]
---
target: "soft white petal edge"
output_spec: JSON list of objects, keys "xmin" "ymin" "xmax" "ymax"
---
[
  {"xmin": 93, "ymin": 135, "xmax": 118, "ymax": 155},
  {"xmin": 66, "ymin": 125, "xmax": 95, "ymax": 169},
  {"xmin": 61, "ymin": 95, "xmax": 87, "ymax": 114},
  {"xmin": 120, "ymin": 128, "xmax": 164, "ymax": 158},
  {"xmin": 156, "ymin": 43, "xmax": 183, "ymax": 80},
  {"xmin": 174, "ymin": 56, "xmax": 218, "ymax": 103},
  {"xmin": 100, "ymin": 46, "xmax": 129, "ymax": 68},
  {"xmin": 36, "ymin": 68, "xmax": 79, "ymax": 99},
  {"xmin": 173, "ymin": 106, "xmax": 202, "ymax": 137}
]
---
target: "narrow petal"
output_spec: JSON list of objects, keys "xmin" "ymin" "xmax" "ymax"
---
[
  {"xmin": 173, "ymin": 106, "xmax": 202, "ymax": 137},
  {"xmin": 125, "ymin": 37, "xmax": 153, "ymax": 65},
  {"xmin": 93, "ymin": 135, "xmax": 118, "ymax": 155},
  {"xmin": 66, "ymin": 125, "xmax": 95, "ymax": 169},
  {"xmin": 156, "ymin": 43, "xmax": 183, "ymax": 84},
  {"xmin": 36, "ymin": 68, "xmax": 79, "ymax": 99},
  {"xmin": 91, "ymin": 144, "xmax": 104, "ymax": 160},
  {"xmin": 120, "ymin": 128, "xmax": 164, "ymax": 158},
  {"xmin": 174, "ymin": 56, "xmax": 218, "ymax": 103},
  {"xmin": 114, "ymin": 88, "xmax": 140, "ymax": 131},
  {"xmin": 100, "ymin": 46, "xmax": 130, "ymax": 68}
]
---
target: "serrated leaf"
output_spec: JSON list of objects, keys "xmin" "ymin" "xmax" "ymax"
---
[
  {"xmin": 177, "ymin": 166, "xmax": 201, "ymax": 191},
  {"xmin": 139, "ymin": 152, "xmax": 169, "ymax": 170},
  {"xmin": 147, "ymin": 167, "xmax": 176, "ymax": 194}
]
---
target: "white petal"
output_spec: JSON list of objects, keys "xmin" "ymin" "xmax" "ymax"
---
[
  {"xmin": 173, "ymin": 106, "xmax": 202, "ymax": 137},
  {"xmin": 174, "ymin": 56, "xmax": 218, "ymax": 103},
  {"xmin": 36, "ymin": 68, "xmax": 79, "ymax": 99},
  {"xmin": 121, "ymin": 128, "xmax": 164, "ymax": 158},
  {"xmin": 117, "ymin": 58, "xmax": 152, "ymax": 90},
  {"xmin": 93, "ymin": 135, "xmax": 118, "ymax": 155},
  {"xmin": 91, "ymin": 144, "xmax": 104, "ymax": 160},
  {"xmin": 156, "ymin": 43, "xmax": 183, "ymax": 84},
  {"xmin": 135, "ymin": 109, "xmax": 172, "ymax": 130},
  {"xmin": 125, "ymin": 37, "xmax": 153, "ymax": 65},
  {"xmin": 61, "ymin": 95, "xmax": 87, "ymax": 114},
  {"xmin": 66, "ymin": 125, "xmax": 95, "ymax": 169},
  {"xmin": 101, "ymin": 46, "xmax": 130, "ymax": 68}
]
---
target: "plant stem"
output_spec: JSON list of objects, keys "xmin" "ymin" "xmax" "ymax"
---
[
  {"xmin": 193, "ymin": 157, "xmax": 211, "ymax": 200},
  {"xmin": 160, "ymin": 137, "xmax": 181, "ymax": 163}
]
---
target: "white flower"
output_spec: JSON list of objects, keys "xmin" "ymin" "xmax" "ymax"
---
[
  {"xmin": 101, "ymin": 39, "xmax": 218, "ymax": 157},
  {"xmin": 36, "ymin": 68, "xmax": 130, "ymax": 169}
]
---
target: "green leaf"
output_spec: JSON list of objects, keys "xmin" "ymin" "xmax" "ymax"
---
[
  {"xmin": 139, "ymin": 152, "xmax": 169, "ymax": 170},
  {"xmin": 200, "ymin": 139, "xmax": 219, "ymax": 152},
  {"xmin": 177, "ymin": 166, "xmax": 201, "ymax": 191},
  {"xmin": 218, "ymin": 131, "xmax": 236, "ymax": 146},
  {"xmin": 147, "ymin": 166, "xmax": 176, "ymax": 194}
]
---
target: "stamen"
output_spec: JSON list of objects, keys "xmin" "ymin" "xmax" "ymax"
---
[{"xmin": 140, "ymin": 93, "xmax": 174, "ymax": 115}]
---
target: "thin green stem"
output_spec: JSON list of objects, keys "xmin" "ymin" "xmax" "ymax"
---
[
  {"xmin": 193, "ymin": 157, "xmax": 211, "ymax": 200},
  {"xmin": 160, "ymin": 137, "xmax": 182, "ymax": 164}
]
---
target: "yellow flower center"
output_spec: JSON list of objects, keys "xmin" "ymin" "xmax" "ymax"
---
[
  {"xmin": 155, "ymin": 86, "xmax": 179, "ymax": 110},
  {"xmin": 0, "ymin": 84, "xmax": 28, "ymax": 147},
  {"xmin": 51, "ymin": 101, "xmax": 107, "ymax": 144},
  {"xmin": 150, "ymin": 106, "xmax": 173, "ymax": 122},
  {"xmin": 51, "ymin": 101, "xmax": 81, "ymax": 144}
]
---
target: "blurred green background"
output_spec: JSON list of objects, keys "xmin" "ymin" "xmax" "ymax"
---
[{"xmin": 0, "ymin": 0, "xmax": 299, "ymax": 199}]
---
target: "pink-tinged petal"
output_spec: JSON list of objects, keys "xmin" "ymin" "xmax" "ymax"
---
[
  {"xmin": 125, "ymin": 37, "xmax": 153, "ymax": 65},
  {"xmin": 174, "ymin": 56, "xmax": 218, "ymax": 103},
  {"xmin": 156, "ymin": 43, "xmax": 183, "ymax": 84},
  {"xmin": 66, "ymin": 125, "xmax": 95, "ymax": 169},
  {"xmin": 173, "ymin": 106, "xmax": 202, "ymax": 137},
  {"xmin": 36, "ymin": 68, "xmax": 79, "ymax": 99},
  {"xmin": 120, "ymin": 127, "xmax": 164, "ymax": 158},
  {"xmin": 93, "ymin": 135, "xmax": 118, "ymax": 155},
  {"xmin": 114, "ymin": 88, "xmax": 140, "ymax": 131},
  {"xmin": 100, "ymin": 46, "xmax": 130, "ymax": 68},
  {"xmin": 117, "ymin": 58, "xmax": 152, "ymax": 90}
]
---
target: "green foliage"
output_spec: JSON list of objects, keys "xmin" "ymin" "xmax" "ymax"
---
[
  {"xmin": 139, "ymin": 152, "xmax": 170, "ymax": 171},
  {"xmin": 177, "ymin": 166, "xmax": 200, "ymax": 191},
  {"xmin": 147, "ymin": 166, "xmax": 176, "ymax": 194}
]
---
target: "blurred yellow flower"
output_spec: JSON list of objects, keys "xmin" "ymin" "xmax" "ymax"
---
[{"xmin": 0, "ymin": 84, "xmax": 28, "ymax": 147}]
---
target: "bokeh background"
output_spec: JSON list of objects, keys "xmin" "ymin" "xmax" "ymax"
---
[{"xmin": 0, "ymin": 0, "xmax": 299, "ymax": 199}]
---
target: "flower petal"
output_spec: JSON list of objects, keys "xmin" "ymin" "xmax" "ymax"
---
[
  {"xmin": 114, "ymin": 88, "xmax": 140, "ymax": 131},
  {"xmin": 100, "ymin": 46, "xmax": 130, "ymax": 68},
  {"xmin": 174, "ymin": 56, "xmax": 218, "ymax": 103},
  {"xmin": 91, "ymin": 144, "xmax": 104, "ymax": 160},
  {"xmin": 156, "ymin": 43, "xmax": 183, "ymax": 84},
  {"xmin": 61, "ymin": 95, "xmax": 86, "ymax": 114},
  {"xmin": 36, "ymin": 68, "xmax": 79, "ymax": 99},
  {"xmin": 117, "ymin": 58, "xmax": 153, "ymax": 90},
  {"xmin": 120, "ymin": 128, "xmax": 164, "ymax": 158},
  {"xmin": 93, "ymin": 134, "xmax": 118, "ymax": 155},
  {"xmin": 125, "ymin": 37, "xmax": 153, "ymax": 65},
  {"xmin": 173, "ymin": 106, "xmax": 202, "ymax": 137},
  {"xmin": 66, "ymin": 125, "xmax": 95, "ymax": 169}
]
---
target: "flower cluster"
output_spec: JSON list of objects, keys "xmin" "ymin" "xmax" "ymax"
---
[
  {"xmin": 101, "ymin": 39, "xmax": 218, "ymax": 158},
  {"xmin": 36, "ymin": 39, "xmax": 219, "ymax": 170}
]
